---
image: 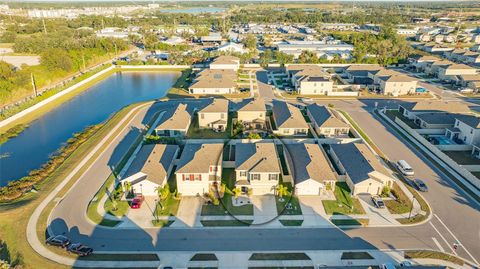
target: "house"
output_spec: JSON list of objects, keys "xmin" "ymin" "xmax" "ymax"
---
[
  {"xmin": 175, "ymin": 143, "xmax": 223, "ymax": 196},
  {"xmin": 306, "ymin": 104, "xmax": 349, "ymax": 137},
  {"xmin": 162, "ymin": 36, "xmax": 185, "ymax": 46},
  {"xmin": 235, "ymin": 142, "xmax": 281, "ymax": 195},
  {"xmin": 216, "ymin": 42, "xmax": 247, "ymax": 54},
  {"xmin": 445, "ymin": 115, "xmax": 480, "ymax": 145},
  {"xmin": 189, "ymin": 69, "xmax": 237, "ymax": 94},
  {"xmin": 120, "ymin": 144, "xmax": 179, "ymax": 196},
  {"xmin": 286, "ymin": 65, "xmax": 333, "ymax": 95},
  {"xmin": 344, "ymin": 65, "xmax": 382, "ymax": 84},
  {"xmin": 409, "ymin": 55, "xmax": 440, "ymax": 72},
  {"xmin": 276, "ymin": 40, "xmax": 354, "ymax": 59},
  {"xmin": 198, "ymin": 98, "xmax": 229, "ymax": 132},
  {"xmin": 236, "ymin": 98, "xmax": 267, "ymax": 130},
  {"xmin": 414, "ymin": 112, "xmax": 459, "ymax": 129},
  {"xmin": 437, "ymin": 64, "xmax": 477, "ymax": 82},
  {"xmin": 399, "ymin": 101, "xmax": 471, "ymax": 120},
  {"xmin": 271, "ymin": 100, "xmax": 309, "ymax": 136},
  {"xmin": 453, "ymin": 74, "xmax": 480, "ymax": 88},
  {"xmin": 209, "ymin": 55, "xmax": 240, "ymax": 71},
  {"xmin": 376, "ymin": 74, "xmax": 417, "ymax": 96},
  {"xmin": 155, "ymin": 103, "xmax": 191, "ymax": 137},
  {"xmin": 329, "ymin": 143, "xmax": 394, "ymax": 196},
  {"xmin": 285, "ymin": 143, "xmax": 337, "ymax": 195},
  {"xmin": 200, "ymin": 32, "xmax": 223, "ymax": 44}
]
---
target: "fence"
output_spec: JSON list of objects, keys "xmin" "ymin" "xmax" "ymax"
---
[{"xmin": 117, "ymin": 65, "xmax": 190, "ymax": 69}]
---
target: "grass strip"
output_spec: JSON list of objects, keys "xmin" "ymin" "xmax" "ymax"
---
[
  {"xmin": 404, "ymin": 250, "xmax": 464, "ymax": 266},
  {"xmin": 341, "ymin": 252, "xmax": 374, "ymax": 260},
  {"xmin": 249, "ymin": 253, "xmax": 310, "ymax": 261},
  {"xmin": 78, "ymin": 253, "xmax": 159, "ymax": 261},
  {"xmin": 331, "ymin": 218, "xmax": 369, "ymax": 226},
  {"xmin": 279, "ymin": 219, "xmax": 303, "ymax": 226},
  {"xmin": 200, "ymin": 220, "xmax": 252, "ymax": 227}
]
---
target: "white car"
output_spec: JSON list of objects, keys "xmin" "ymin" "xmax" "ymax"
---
[
  {"xmin": 380, "ymin": 263, "xmax": 396, "ymax": 269},
  {"xmin": 396, "ymin": 160, "xmax": 414, "ymax": 176}
]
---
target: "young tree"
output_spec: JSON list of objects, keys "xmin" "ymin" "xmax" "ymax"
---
[{"xmin": 276, "ymin": 184, "xmax": 290, "ymax": 201}]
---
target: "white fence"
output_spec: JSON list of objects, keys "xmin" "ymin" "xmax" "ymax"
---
[
  {"xmin": 389, "ymin": 114, "xmax": 480, "ymax": 191},
  {"xmin": 462, "ymin": 165, "xmax": 480, "ymax": 172},
  {"xmin": 416, "ymin": 129, "xmax": 445, "ymax": 135},
  {"xmin": 437, "ymin": 144, "xmax": 473, "ymax": 151},
  {"xmin": 327, "ymin": 91, "xmax": 360, "ymax": 97}
]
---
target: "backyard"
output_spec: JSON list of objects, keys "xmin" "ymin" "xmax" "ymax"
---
[
  {"xmin": 322, "ymin": 182, "xmax": 365, "ymax": 215},
  {"xmin": 187, "ymin": 113, "xmax": 233, "ymax": 139},
  {"xmin": 201, "ymin": 169, "xmax": 254, "ymax": 216},
  {"xmin": 444, "ymin": 150, "xmax": 480, "ymax": 165}
]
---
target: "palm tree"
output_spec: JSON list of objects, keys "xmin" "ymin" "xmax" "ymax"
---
[
  {"xmin": 155, "ymin": 185, "xmax": 170, "ymax": 201},
  {"xmin": 276, "ymin": 184, "xmax": 290, "ymax": 202},
  {"xmin": 124, "ymin": 181, "xmax": 132, "ymax": 196},
  {"xmin": 232, "ymin": 187, "xmax": 241, "ymax": 202}
]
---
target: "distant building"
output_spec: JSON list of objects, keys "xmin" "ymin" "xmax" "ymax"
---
[
  {"xmin": 216, "ymin": 42, "xmax": 247, "ymax": 54},
  {"xmin": 209, "ymin": 55, "xmax": 240, "ymax": 71}
]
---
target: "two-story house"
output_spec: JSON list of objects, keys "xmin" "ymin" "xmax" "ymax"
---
[
  {"xmin": 286, "ymin": 65, "xmax": 333, "ymax": 95},
  {"xmin": 236, "ymin": 98, "xmax": 267, "ymax": 130},
  {"xmin": 155, "ymin": 103, "xmax": 192, "ymax": 137},
  {"xmin": 306, "ymin": 104, "xmax": 349, "ymax": 137},
  {"xmin": 175, "ymin": 143, "xmax": 223, "ymax": 196},
  {"xmin": 235, "ymin": 142, "xmax": 281, "ymax": 195},
  {"xmin": 445, "ymin": 115, "xmax": 480, "ymax": 145},
  {"xmin": 198, "ymin": 98, "xmax": 229, "ymax": 132},
  {"xmin": 272, "ymin": 100, "xmax": 309, "ymax": 136}
]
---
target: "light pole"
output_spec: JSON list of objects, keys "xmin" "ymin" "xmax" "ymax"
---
[
  {"xmin": 408, "ymin": 195, "xmax": 417, "ymax": 219},
  {"xmin": 140, "ymin": 184, "xmax": 143, "ymax": 195},
  {"xmin": 154, "ymin": 198, "xmax": 158, "ymax": 222}
]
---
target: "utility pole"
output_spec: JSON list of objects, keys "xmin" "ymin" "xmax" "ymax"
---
[
  {"xmin": 31, "ymin": 73, "xmax": 37, "ymax": 96},
  {"xmin": 114, "ymin": 43, "xmax": 118, "ymax": 58}
]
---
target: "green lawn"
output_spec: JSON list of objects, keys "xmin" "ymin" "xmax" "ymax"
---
[
  {"xmin": 154, "ymin": 196, "xmax": 181, "ymax": 216},
  {"xmin": 384, "ymin": 182, "xmax": 412, "ymax": 214},
  {"xmin": 322, "ymin": 182, "xmax": 365, "ymax": 215},
  {"xmin": 279, "ymin": 219, "xmax": 303, "ymax": 226},
  {"xmin": 201, "ymin": 169, "xmax": 253, "ymax": 216},
  {"xmin": 187, "ymin": 114, "xmax": 232, "ymax": 139},
  {"xmin": 404, "ymin": 250, "xmax": 464, "ymax": 266},
  {"xmin": 276, "ymin": 195, "xmax": 302, "ymax": 215},
  {"xmin": 331, "ymin": 218, "xmax": 369, "ymax": 226},
  {"xmin": 200, "ymin": 220, "xmax": 252, "ymax": 226}
]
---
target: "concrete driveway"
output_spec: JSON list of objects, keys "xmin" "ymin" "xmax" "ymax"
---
[
  {"xmin": 251, "ymin": 195, "xmax": 279, "ymax": 226},
  {"xmin": 171, "ymin": 196, "xmax": 202, "ymax": 228},
  {"xmin": 119, "ymin": 196, "xmax": 156, "ymax": 228},
  {"xmin": 357, "ymin": 195, "xmax": 400, "ymax": 226},
  {"xmin": 298, "ymin": 196, "xmax": 333, "ymax": 227}
]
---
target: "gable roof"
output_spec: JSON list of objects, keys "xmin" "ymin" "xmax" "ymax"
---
[
  {"xmin": 155, "ymin": 103, "xmax": 191, "ymax": 130},
  {"xmin": 307, "ymin": 104, "xmax": 349, "ymax": 129},
  {"xmin": 400, "ymin": 101, "xmax": 470, "ymax": 114},
  {"xmin": 272, "ymin": 100, "xmax": 308, "ymax": 129},
  {"xmin": 236, "ymin": 98, "xmax": 266, "ymax": 112},
  {"xmin": 199, "ymin": 98, "xmax": 229, "ymax": 113},
  {"xmin": 211, "ymin": 55, "xmax": 240, "ymax": 65},
  {"xmin": 190, "ymin": 69, "xmax": 237, "ymax": 89},
  {"xmin": 235, "ymin": 142, "xmax": 281, "ymax": 173},
  {"xmin": 345, "ymin": 65, "xmax": 382, "ymax": 77},
  {"xmin": 456, "ymin": 114, "xmax": 480, "ymax": 128},
  {"xmin": 175, "ymin": 143, "xmax": 223, "ymax": 174},
  {"xmin": 286, "ymin": 143, "xmax": 337, "ymax": 184},
  {"xmin": 330, "ymin": 143, "xmax": 390, "ymax": 184},
  {"xmin": 123, "ymin": 144, "xmax": 178, "ymax": 185}
]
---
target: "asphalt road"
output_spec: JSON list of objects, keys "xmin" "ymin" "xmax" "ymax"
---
[{"xmin": 47, "ymin": 96, "xmax": 480, "ymax": 264}]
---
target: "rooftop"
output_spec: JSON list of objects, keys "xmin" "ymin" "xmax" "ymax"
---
[
  {"xmin": 176, "ymin": 143, "xmax": 224, "ymax": 174},
  {"xmin": 235, "ymin": 142, "xmax": 281, "ymax": 173},
  {"xmin": 286, "ymin": 143, "xmax": 337, "ymax": 184},
  {"xmin": 272, "ymin": 100, "xmax": 309, "ymax": 129}
]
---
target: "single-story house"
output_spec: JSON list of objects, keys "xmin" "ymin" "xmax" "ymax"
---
[
  {"xmin": 285, "ymin": 143, "xmax": 337, "ymax": 195},
  {"xmin": 329, "ymin": 143, "xmax": 394, "ymax": 196},
  {"xmin": 121, "ymin": 144, "xmax": 179, "ymax": 196},
  {"xmin": 198, "ymin": 98, "xmax": 229, "ymax": 132},
  {"xmin": 236, "ymin": 98, "xmax": 267, "ymax": 130},
  {"xmin": 175, "ymin": 143, "xmax": 224, "ymax": 196},
  {"xmin": 306, "ymin": 104, "xmax": 349, "ymax": 137},
  {"xmin": 413, "ymin": 112, "xmax": 459, "ymax": 129},
  {"xmin": 155, "ymin": 103, "xmax": 192, "ymax": 137},
  {"xmin": 235, "ymin": 142, "xmax": 281, "ymax": 195},
  {"xmin": 272, "ymin": 100, "xmax": 309, "ymax": 136}
]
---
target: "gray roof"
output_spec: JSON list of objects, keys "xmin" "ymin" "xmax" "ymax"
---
[
  {"xmin": 330, "ymin": 143, "xmax": 389, "ymax": 184},
  {"xmin": 307, "ymin": 104, "xmax": 349, "ymax": 129},
  {"xmin": 156, "ymin": 103, "xmax": 191, "ymax": 131},
  {"xmin": 235, "ymin": 142, "xmax": 281, "ymax": 173},
  {"xmin": 199, "ymin": 98, "xmax": 229, "ymax": 113},
  {"xmin": 236, "ymin": 98, "xmax": 266, "ymax": 112},
  {"xmin": 272, "ymin": 100, "xmax": 309, "ymax": 129},
  {"xmin": 175, "ymin": 143, "xmax": 224, "ymax": 174},
  {"xmin": 286, "ymin": 143, "xmax": 336, "ymax": 184},
  {"xmin": 415, "ymin": 112, "xmax": 459, "ymax": 125},
  {"xmin": 456, "ymin": 114, "xmax": 480, "ymax": 128},
  {"xmin": 345, "ymin": 65, "xmax": 382, "ymax": 77},
  {"xmin": 124, "ymin": 144, "xmax": 178, "ymax": 185},
  {"xmin": 400, "ymin": 101, "xmax": 471, "ymax": 114}
]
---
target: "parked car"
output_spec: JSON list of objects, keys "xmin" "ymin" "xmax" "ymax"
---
[
  {"xmin": 45, "ymin": 235, "xmax": 70, "ymax": 248},
  {"xmin": 67, "ymin": 243, "xmax": 93, "ymax": 256},
  {"xmin": 380, "ymin": 263, "xmax": 396, "ymax": 269},
  {"xmin": 396, "ymin": 160, "xmax": 414, "ymax": 176},
  {"xmin": 415, "ymin": 87, "xmax": 428, "ymax": 93},
  {"xmin": 371, "ymin": 196, "xmax": 385, "ymax": 208},
  {"xmin": 413, "ymin": 179, "xmax": 428, "ymax": 192},
  {"xmin": 130, "ymin": 194, "xmax": 145, "ymax": 209}
]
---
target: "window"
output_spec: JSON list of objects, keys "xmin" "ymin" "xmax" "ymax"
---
[
  {"xmin": 269, "ymin": 174, "xmax": 277, "ymax": 181},
  {"xmin": 221, "ymin": 113, "xmax": 225, "ymax": 119},
  {"xmin": 259, "ymin": 113, "xmax": 263, "ymax": 117},
  {"xmin": 201, "ymin": 114, "xmax": 205, "ymax": 119},
  {"xmin": 240, "ymin": 171, "xmax": 247, "ymax": 177},
  {"xmin": 251, "ymin": 174, "xmax": 260, "ymax": 180},
  {"xmin": 189, "ymin": 174, "xmax": 194, "ymax": 181}
]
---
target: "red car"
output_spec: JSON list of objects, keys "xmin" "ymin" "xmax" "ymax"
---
[{"xmin": 130, "ymin": 195, "xmax": 144, "ymax": 209}]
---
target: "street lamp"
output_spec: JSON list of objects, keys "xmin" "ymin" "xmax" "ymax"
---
[
  {"xmin": 408, "ymin": 195, "xmax": 417, "ymax": 219},
  {"xmin": 140, "ymin": 184, "xmax": 143, "ymax": 194},
  {"xmin": 154, "ymin": 198, "xmax": 159, "ymax": 222}
]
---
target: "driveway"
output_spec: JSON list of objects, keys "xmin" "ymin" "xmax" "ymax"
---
[
  {"xmin": 357, "ymin": 195, "xmax": 400, "ymax": 226},
  {"xmin": 171, "ymin": 196, "xmax": 202, "ymax": 228},
  {"xmin": 298, "ymin": 196, "xmax": 333, "ymax": 228},
  {"xmin": 251, "ymin": 195, "xmax": 280, "ymax": 226}
]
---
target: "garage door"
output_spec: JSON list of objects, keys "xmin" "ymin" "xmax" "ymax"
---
[{"xmin": 296, "ymin": 186, "xmax": 320, "ymax": 196}]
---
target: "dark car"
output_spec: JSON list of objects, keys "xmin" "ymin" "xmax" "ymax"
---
[
  {"xmin": 371, "ymin": 196, "xmax": 385, "ymax": 208},
  {"xmin": 46, "ymin": 235, "xmax": 70, "ymax": 248},
  {"xmin": 67, "ymin": 243, "xmax": 93, "ymax": 256},
  {"xmin": 130, "ymin": 194, "xmax": 145, "ymax": 209},
  {"xmin": 413, "ymin": 179, "xmax": 428, "ymax": 192}
]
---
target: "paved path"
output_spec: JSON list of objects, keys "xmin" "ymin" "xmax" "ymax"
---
[
  {"xmin": 251, "ymin": 195, "xmax": 281, "ymax": 226},
  {"xmin": 171, "ymin": 197, "xmax": 202, "ymax": 228}
]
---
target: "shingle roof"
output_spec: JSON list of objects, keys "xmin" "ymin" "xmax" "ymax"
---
[
  {"xmin": 415, "ymin": 112, "xmax": 459, "ymax": 125},
  {"xmin": 235, "ymin": 142, "xmax": 281, "ymax": 173},
  {"xmin": 286, "ymin": 143, "xmax": 337, "ymax": 184},
  {"xmin": 190, "ymin": 69, "xmax": 237, "ymax": 89},
  {"xmin": 156, "ymin": 103, "xmax": 191, "ymax": 130},
  {"xmin": 211, "ymin": 55, "xmax": 240, "ymax": 65},
  {"xmin": 330, "ymin": 143, "xmax": 389, "ymax": 184},
  {"xmin": 380, "ymin": 75, "xmax": 416, "ymax": 83},
  {"xmin": 345, "ymin": 65, "xmax": 382, "ymax": 77},
  {"xmin": 400, "ymin": 101, "xmax": 470, "ymax": 114},
  {"xmin": 199, "ymin": 98, "xmax": 229, "ymax": 113},
  {"xmin": 175, "ymin": 143, "xmax": 223, "ymax": 174},
  {"xmin": 307, "ymin": 104, "xmax": 349, "ymax": 129},
  {"xmin": 236, "ymin": 98, "xmax": 266, "ymax": 112},
  {"xmin": 124, "ymin": 144, "xmax": 178, "ymax": 185},
  {"xmin": 272, "ymin": 100, "xmax": 308, "ymax": 129},
  {"xmin": 456, "ymin": 114, "xmax": 480, "ymax": 128}
]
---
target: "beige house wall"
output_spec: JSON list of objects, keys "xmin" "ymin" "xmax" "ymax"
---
[
  {"xmin": 298, "ymin": 80, "xmax": 334, "ymax": 95},
  {"xmin": 237, "ymin": 111, "xmax": 266, "ymax": 123},
  {"xmin": 198, "ymin": 112, "xmax": 228, "ymax": 128}
]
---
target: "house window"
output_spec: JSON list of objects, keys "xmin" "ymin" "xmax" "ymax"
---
[
  {"xmin": 269, "ymin": 174, "xmax": 277, "ymax": 181},
  {"xmin": 221, "ymin": 113, "xmax": 225, "ymax": 119},
  {"xmin": 201, "ymin": 114, "xmax": 205, "ymax": 119},
  {"xmin": 259, "ymin": 113, "xmax": 263, "ymax": 118},
  {"xmin": 240, "ymin": 171, "xmax": 247, "ymax": 177},
  {"xmin": 210, "ymin": 166, "xmax": 219, "ymax": 173},
  {"xmin": 251, "ymin": 174, "xmax": 260, "ymax": 180}
]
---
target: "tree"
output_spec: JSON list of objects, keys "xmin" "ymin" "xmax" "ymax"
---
[
  {"xmin": 242, "ymin": 34, "xmax": 257, "ymax": 50},
  {"xmin": 232, "ymin": 187, "xmax": 241, "ymax": 201},
  {"xmin": 41, "ymin": 48, "xmax": 73, "ymax": 71},
  {"xmin": 124, "ymin": 181, "xmax": 132, "ymax": 195},
  {"xmin": 298, "ymin": 50, "xmax": 318, "ymax": 64},
  {"xmin": 276, "ymin": 184, "xmax": 290, "ymax": 201},
  {"xmin": 247, "ymin": 133, "xmax": 261, "ymax": 139},
  {"xmin": 155, "ymin": 184, "xmax": 170, "ymax": 201}
]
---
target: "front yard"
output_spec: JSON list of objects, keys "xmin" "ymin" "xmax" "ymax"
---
[
  {"xmin": 322, "ymin": 182, "xmax": 365, "ymax": 215},
  {"xmin": 275, "ymin": 183, "xmax": 302, "ymax": 215},
  {"xmin": 201, "ymin": 169, "xmax": 254, "ymax": 216}
]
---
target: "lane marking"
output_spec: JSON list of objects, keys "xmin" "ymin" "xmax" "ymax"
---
[
  {"xmin": 429, "ymin": 222, "xmax": 456, "ymax": 255},
  {"xmin": 432, "ymin": 237, "xmax": 445, "ymax": 252},
  {"xmin": 434, "ymin": 214, "xmax": 479, "ymax": 265}
]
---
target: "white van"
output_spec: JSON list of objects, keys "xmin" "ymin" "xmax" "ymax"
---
[{"xmin": 397, "ymin": 160, "xmax": 414, "ymax": 176}]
